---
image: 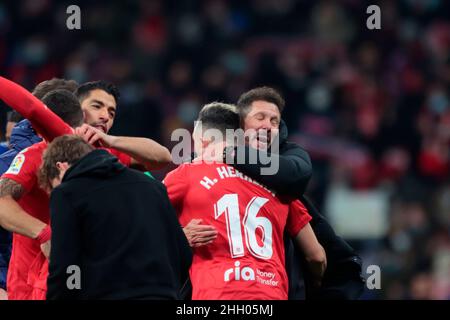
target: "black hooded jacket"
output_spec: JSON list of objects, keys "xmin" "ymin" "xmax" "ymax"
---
[
  {"xmin": 229, "ymin": 121, "xmax": 365, "ymax": 300},
  {"xmin": 47, "ymin": 150, "xmax": 192, "ymax": 300}
]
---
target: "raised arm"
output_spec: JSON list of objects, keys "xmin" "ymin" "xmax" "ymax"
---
[
  {"xmin": 107, "ymin": 136, "xmax": 172, "ymax": 170},
  {"xmin": 0, "ymin": 77, "xmax": 73, "ymax": 142},
  {"xmin": 294, "ymin": 223, "xmax": 327, "ymax": 287},
  {"xmin": 75, "ymin": 124, "xmax": 171, "ymax": 170}
]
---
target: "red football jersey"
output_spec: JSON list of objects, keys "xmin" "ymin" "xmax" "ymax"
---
[
  {"xmin": 1, "ymin": 142, "xmax": 132, "ymax": 300},
  {"xmin": 164, "ymin": 161, "xmax": 311, "ymax": 300},
  {"xmin": 2, "ymin": 141, "xmax": 49, "ymax": 299}
]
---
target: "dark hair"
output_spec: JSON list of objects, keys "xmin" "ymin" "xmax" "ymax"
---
[
  {"xmin": 75, "ymin": 81, "xmax": 120, "ymax": 104},
  {"xmin": 32, "ymin": 78, "xmax": 79, "ymax": 100},
  {"xmin": 7, "ymin": 110, "xmax": 23, "ymax": 123},
  {"xmin": 41, "ymin": 89, "xmax": 84, "ymax": 128},
  {"xmin": 197, "ymin": 102, "xmax": 240, "ymax": 135},
  {"xmin": 39, "ymin": 135, "xmax": 94, "ymax": 191},
  {"xmin": 236, "ymin": 86, "xmax": 285, "ymax": 119}
]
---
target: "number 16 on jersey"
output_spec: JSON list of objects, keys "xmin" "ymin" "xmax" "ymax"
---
[{"xmin": 214, "ymin": 194, "xmax": 273, "ymax": 260}]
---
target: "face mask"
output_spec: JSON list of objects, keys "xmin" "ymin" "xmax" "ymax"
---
[
  {"xmin": 178, "ymin": 100, "xmax": 200, "ymax": 124},
  {"xmin": 23, "ymin": 39, "xmax": 47, "ymax": 66},
  {"xmin": 65, "ymin": 64, "xmax": 87, "ymax": 83}
]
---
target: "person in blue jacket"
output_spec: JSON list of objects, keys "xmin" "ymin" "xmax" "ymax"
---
[{"xmin": 0, "ymin": 119, "xmax": 42, "ymax": 294}]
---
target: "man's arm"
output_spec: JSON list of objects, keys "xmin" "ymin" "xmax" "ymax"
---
[
  {"xmin": 0, "ymin": 178, "xmax": 47, "ymax": 239},
  {"xmin": 294, "ymin": 223, "xmax": 327, "ymax": 287},
  {"xmin": 47, "ymin": 189, "xmax": 81, "ymax": 300},
  {"xmin": 230, "ymin": 142, "xmax": 312, "ymax": 197},
  {"xmin": 75, "ymin": 124, "xmax": 171, "ymax": 170},
  {"xmin": 110, "ymin": 136, "xmax": 172, "ymax": 170},
  {"xmin": 286, "ymin": 199, "xmax": 326, "ymax": 290},
  {"xmin": 162, "ymin": 165, "xmax": 189, "ymax": 210}
]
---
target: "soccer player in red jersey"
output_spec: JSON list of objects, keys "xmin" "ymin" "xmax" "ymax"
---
[
  {"xmin": 0, "ymin": 77, "xmax": 171, "ymax": 169},
  {"xmin": 73, "ymin": 81, "xmax": 171, "ymax": 170},
  {"xmin": 164, "ymin": 103, "xmax": 326, "ymax": 300},
  {"xmin": 0, "ymin": 77, "xmax": 171, "ymax": 300},
  {"xmin": 0, "ymin": 90, "xmax": 85, "ymax": 300}
]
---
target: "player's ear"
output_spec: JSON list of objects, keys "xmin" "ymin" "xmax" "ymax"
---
[
  {"xmin": 56, "ymin": 161, "xmax": 70, "ymax": 171},
  {"xmin": 201, "ymin": 137, "xmax": 210, "ymax": 149}
]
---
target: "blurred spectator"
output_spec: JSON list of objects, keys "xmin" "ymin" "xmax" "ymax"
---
[{"xmin": 3, "ymin": 111, "xmax": 23, "ymax": 148}]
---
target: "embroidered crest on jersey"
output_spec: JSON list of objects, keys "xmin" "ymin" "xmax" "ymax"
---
[{"xmin": 6, "ymin": 154, "xmax": 26, "ymax": 175}]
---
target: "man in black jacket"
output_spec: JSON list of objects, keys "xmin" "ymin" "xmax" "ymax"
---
[
  {"xmin": 39, "ymin": 135, "xmax": 192, "ymax": 300},
  {"xmin": 224, "ymin": 87, "xmax": 365, "ymax": 299}
]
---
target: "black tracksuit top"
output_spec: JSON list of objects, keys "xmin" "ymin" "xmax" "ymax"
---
[{"xmin": 47, "ymin": 150, "xmax": 192, "ymax": 300}]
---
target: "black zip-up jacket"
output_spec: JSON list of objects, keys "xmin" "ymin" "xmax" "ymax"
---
[
  {"xmin": 47, "ymin": 150, "xmax": 192, "ymax": 300},
  {"xmin": 229, "ymin": 121, "xmax": 365, "ymax": 300}
]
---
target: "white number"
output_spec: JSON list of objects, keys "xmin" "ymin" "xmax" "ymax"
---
[
  {"xmin": 243, "ymin": 197, "xmax": 272, "ymax": 259},
  {"xmin": 214, "ymin": 194, "xmax": 273, "ymax": 259},
  {"xmin": 214, "ymin": 194, "xmax": 245, "ymax": 258}
]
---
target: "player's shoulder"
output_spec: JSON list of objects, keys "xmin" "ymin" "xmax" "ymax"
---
[
  {"xmin": 18, "ymin": 141, "xmax": 47, "ymax": 156},
  {"xmin": 164, "ymin": 161, "xmax": 223, "ymax": 183},
  {"xmin": 189, "ymin": 160, "xmax": 224, "ymax": 172},
  {"xmin": 171, "ymin": 161, "xmax": 220, "ymax": 176},
  {"xmin": 289, "ymin": 199, "xmax": 308, "ymax": 212},
  {"xmin": 280, "ymin": 140, "xmax": 311, "ymax": 159},
  {"xmin": 164, "ymin": 163, "xmax": 190, "ymax": 181},
  {"xmin": 4, "ymin": 142, "xmax": 46, "ymax": 175},
  {"xmin": 5, "ymin": 142, "xmax": 47, "ymax": 174}
]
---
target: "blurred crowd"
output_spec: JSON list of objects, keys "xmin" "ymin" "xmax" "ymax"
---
[{"xmin": 0, "ymin": 0, "xmax": 449, "ymax": 299}]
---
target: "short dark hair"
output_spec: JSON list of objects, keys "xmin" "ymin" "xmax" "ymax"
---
[
  {"xmin": 41, "ymin": 89, "xmax": 84, "ymax": 128},
  {"xmin": 7, "ymin": 111, "xmax": 23, "ymax": 123},
  {"xmin": 32, "ymin": 78, "xmax": 79, "ymax": 100},
  {"xmin": 236, "ymin": 86, "xmax": 285, "ymax": 119},
  {"xmin": 197, "ymin": 102, "xmax": 240, "ymax": 135},
  {"xmin": 39, "ymin": 135, "xmax": 94, "ymax": 191},
  {"xmin": 75, "ymin": 81, "xmax": 120, "ymax": 104}
]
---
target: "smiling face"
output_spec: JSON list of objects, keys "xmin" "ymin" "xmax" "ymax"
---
[
  {"xmin": 80, "ymin": 89, "xmax": 117, "ymax": 133},
  {"xmin": 242, "ymin": 100, "xmax": 281, "ymax": 150}
]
